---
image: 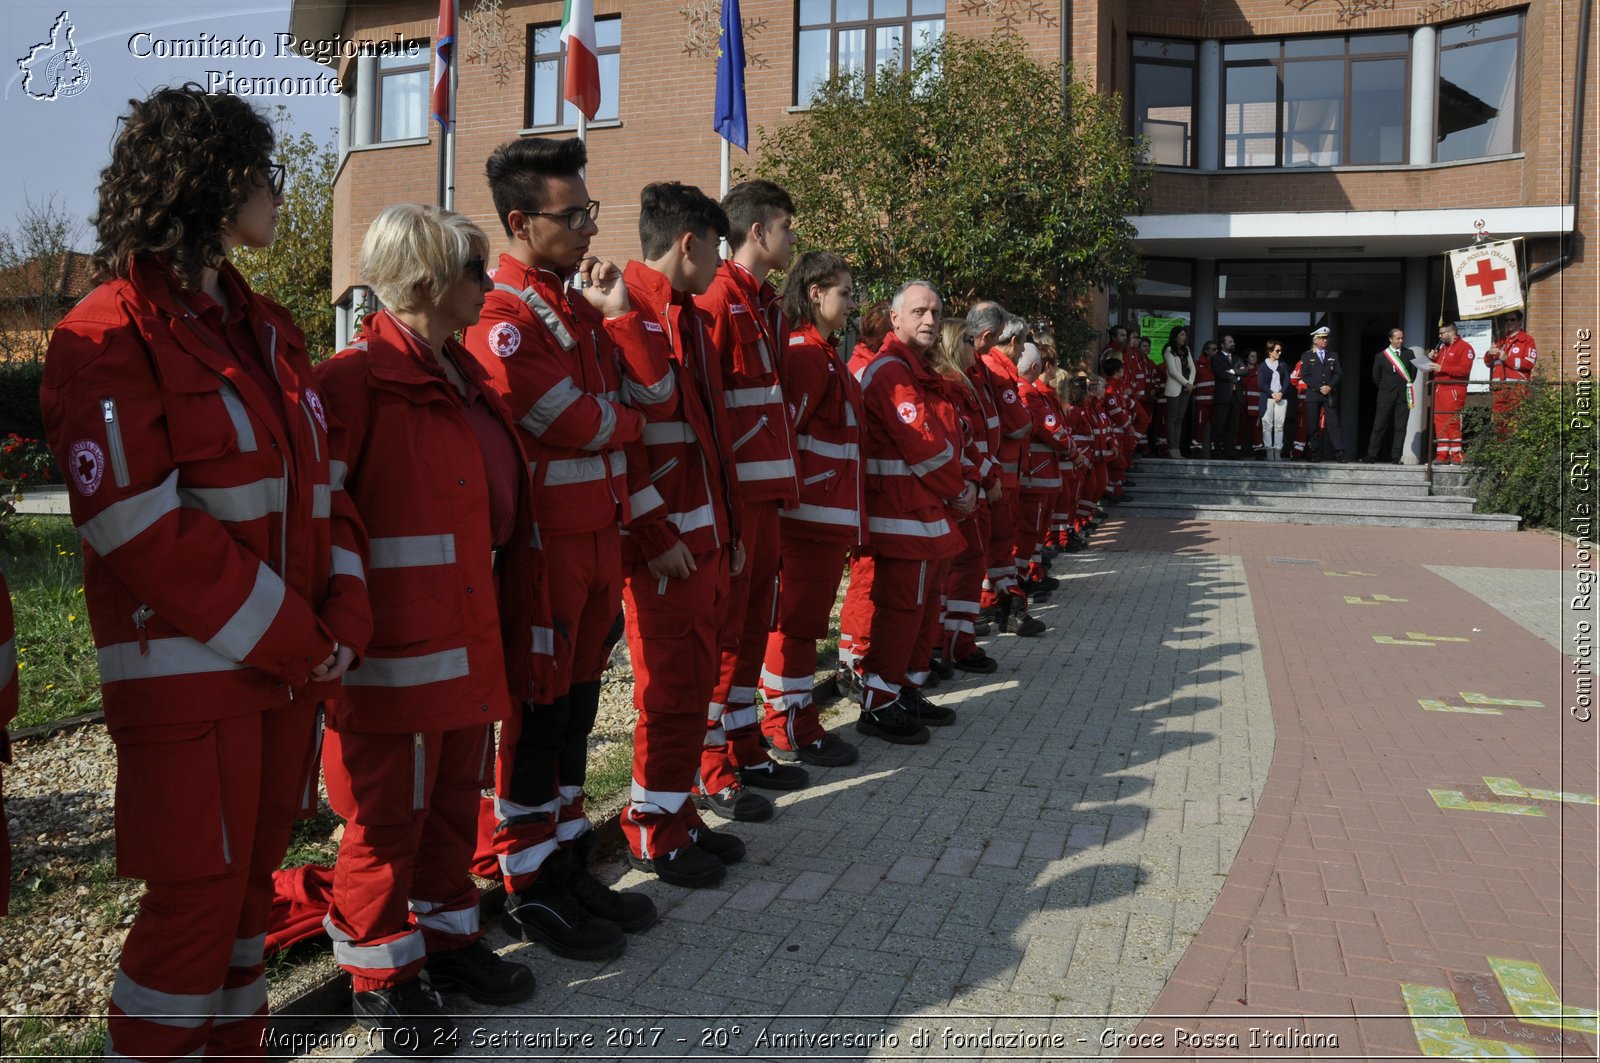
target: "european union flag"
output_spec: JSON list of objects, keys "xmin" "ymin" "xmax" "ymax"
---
[{"xmin": 713, "ymin": 0, "xmax": 748, "ymax": 151}]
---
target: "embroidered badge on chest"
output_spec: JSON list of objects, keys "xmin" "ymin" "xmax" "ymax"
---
[
  {"xmin": 896, "ymin": 401, "xmax": 918, "ymax": 424},
  {"xmin": 488, "ymin": 322, "xmax": 522, "ymax": 358},
  {"xmin": 69, "ymin": 439, "xmax": 105, "ymax": 496},
  {"xmin": 1002, "ymin": 388, "xmax": 1017, "ymax": 404},
  {"xmin": 305, "ymin": 388, "xmax": 327, "ymax": 431}
]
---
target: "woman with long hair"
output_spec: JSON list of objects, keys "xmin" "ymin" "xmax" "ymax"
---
[
  {"xmin": 41, "ymin": 85, "xmax": 369, "ymax": 1060},
  {"xmin": 1162, "ymin": 326, "xmax": 1195, "ymax": 458}
]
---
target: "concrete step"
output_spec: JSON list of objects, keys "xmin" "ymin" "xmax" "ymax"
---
[
  {"xmin": 1112, "ymin": 499, "xmax": 1521, "ymax": 531},
  {"xmin": 1120, "ymin": 489, "xmax": 1476, "ymax": 516},
  {"xmin": 1132, "ymin": 456, "xmax": 1430, "ymax": 485},
  {"xmin": 1130, "ymin": 472, "xmax": 1436, "ymax": 499},
  {"xmin": 1429, "ymin": 467, "xmax": 1476, "ymax": 498}
]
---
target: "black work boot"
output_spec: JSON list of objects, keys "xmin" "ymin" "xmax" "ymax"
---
[
  {"xmin": 502, "ymin": 856, "xmax": 626, "ymax": 961},
  {"xmin": 626, "ymin": 842, "xmax": 726, "ymax": 888},
  {"xmin": 426, "ymin": 939, "xmax": 536, "ymax": 1005},
  {"xmin": 693, "ymin": 782, "xmax": 774, "ymax": 822},
  {"xmin": 687, "ymin": 821, "xmax": 747, "ymax": 865},
  {"xmin": 899, "ymin": 685, "xmax": 956, "ymax": 726},
  {"xmin": 566, "ymin": 832, "xmax": 658, "ymax": 933},
  {"xmin": 737, "ymin": 759, "xmax": 811, "ymax": 791},
  {"xmin": 856, "ymin": 699, "xmax": 930, "ymax": 744},
  {"xmin": 352, "ymin": 976, "xmax": 458, "ymax": 1057}
]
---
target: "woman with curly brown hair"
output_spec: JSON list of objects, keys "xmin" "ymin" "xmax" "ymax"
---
[{"xmin": 41, "ymin": 85, "xmax": 370, "ymax": 1061}]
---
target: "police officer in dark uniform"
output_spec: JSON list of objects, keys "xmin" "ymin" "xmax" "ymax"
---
[{"xmin": 1297, "ymin": 325, "xmax": 1344, "ymax": 461}]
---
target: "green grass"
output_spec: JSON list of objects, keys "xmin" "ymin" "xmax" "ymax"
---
[
  {"xmin": 1, "ymin": 1016, "xmax": 107, "ymax": 1059},
  {"xmin": 4, "ymin": 514, "xmax": 100, "ymax": 729}
]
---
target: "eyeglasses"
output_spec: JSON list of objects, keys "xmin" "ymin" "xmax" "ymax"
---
[
  {"xmin": 962, "ymin": 335, "xmax": 975, "ymax": 346},
  {"xmin": 463, "ymin": 256, "xmax": 488, "ymax": 284},
  {"xmin": 520, "ymin": 200, "xmax": 600, "ymax": 231},
  {"xmin": 265, "ymin": 163, "xmax": 286, "ymax": 196}
]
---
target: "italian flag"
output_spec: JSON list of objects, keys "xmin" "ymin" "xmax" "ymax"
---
[{"xmin": 560, "ymin": 0, "xmax": 601, "ymax": 120}]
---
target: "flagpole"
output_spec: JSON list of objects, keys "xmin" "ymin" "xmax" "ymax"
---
[
  {"xmin": 444, "ymin": 0, "xmax": 458, "ymax": 212},
  {"xmin": 720, "ymin": 137, "xmax": 730, "ymax": 199}
]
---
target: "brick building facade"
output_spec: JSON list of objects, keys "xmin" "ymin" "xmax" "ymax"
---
[{"xmin": 292, "ymin": 0, "xmax": 1592, "ymax": 448}]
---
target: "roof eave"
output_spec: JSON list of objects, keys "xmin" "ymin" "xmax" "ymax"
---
[{"xmin": 288, "ymin": 0, "xmax": 350, "ymax": 65}]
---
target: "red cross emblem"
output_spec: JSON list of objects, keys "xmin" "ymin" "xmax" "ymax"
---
[{"xmin": 1464, "ymin": 257, "xmax": 1507, "ymax": 297}]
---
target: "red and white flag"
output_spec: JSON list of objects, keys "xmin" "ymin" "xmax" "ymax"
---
[
  {"xmin": 561, "ymin": 0, "xmax": 600, "ymax": 120},
  {"xmin": 431, "ymin": 0, "xmax": 454, "ymax": 128},
  {"xmin": 1448, "ymin": 239, "xmax": 1523, "ymax": 320}
]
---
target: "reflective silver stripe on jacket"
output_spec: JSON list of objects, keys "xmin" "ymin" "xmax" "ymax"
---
[
  {"xmin": 328, "ymin": 459, "xmax": 349, "ymax": 490},
  {"xmin": 724, "ymin": 384, "xmax": 783, "ymax": 409},
  {"xmin": 736, "ymin": 458, "xmax": 796, "ymax": 482},
  {"xmin": 207, "ymin": 562, "xmax": 285, "ymax": 662},
  {"xmin": 865, "ymin": 458, "xmax": 912, "ymax": 476},
  {"xmin": 797, "ymin": 435, "xmax": 859, "ymax": 460},
  {"xmin": 584, "ymin": 401, "xmax": 618, "ymax": 451},
  {"xmin": 629, "ymin": 483, "xmax": 665, "ymax": 516},
  {"xmin": 856, "ymin": 356, "xmax": 896, "ymax": 390},
  {"xmin": 867, "ymin": 515, "xmax": 952, "ymax": 538},
  {"xmin": 97, "ymin": 638, "xmax": 247, "ymax": 683},
  {"xmin": 520, "ymin": 378, "xmax": 584, "ymax": 436},
  {"xmin": 495, "ymin": 283, "xmax": 577, "ymax": 350},
  {"xmin": 369, "ymin": 534, "xmax": 456, "ymax": 569},
  {"xmin": 343, "ymin": 647, "xmax": 471, "ymax": 687},
  {"xmin": 781, "ymin": 502, "xmax": 858, "ymax": 526},
  {"xmin": 643, "ymin": 421, "xmax": 696, "ymax": 446},
  {"xmin": 218, "ymin": 383, "xmax": 257, "ymax": 453},
  {"xmin": 110, "ymin": 970, "xmax": 219, "ymax": 1029},
  {"xmin": 1021, "ymin": 475, "xmax": 1062, "ymax": 488},
  {"xmin": 78, "ymin": 471, "xmax": 181, "ymax": 555},
  {"xmin": 623, "ymin": 373, "xmax": 676, "ymax": 407},
  {"xmin": 541, "ymin": 454, "xmax": 610, "ymax": 486},
  {"xmin": 908, "ymin": 442, "xmax": 954, "ymax": 477},
  {"xmin": 312, "ymin": 483, "xmax": 331, "ymax": 519},
  {"xmin": 669, "ymin": 503, "xmax": 717, "ymax": 535},
  {"xmin": 531, "ymin": 625, "xmax": 554, "ymax": 655},
  {"xmin": 330, "ymin": 546, "xmax": 365, "ymax": 582},
  {"xmin": 179, "ymin": 477, "xmax": 284, "ymax": 523}
]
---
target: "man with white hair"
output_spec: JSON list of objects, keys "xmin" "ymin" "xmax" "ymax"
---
[{"xmin": 967, "ymin": 300, "xmax": 1036, "ymax": 635}]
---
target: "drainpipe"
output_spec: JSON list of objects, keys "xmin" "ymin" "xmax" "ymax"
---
[{"xmin": 1526, "ymin": 0, "xmax": 1590, "ymax": 283}]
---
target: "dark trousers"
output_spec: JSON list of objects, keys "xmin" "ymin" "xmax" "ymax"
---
[
  {"xmin": 1304, "ymin": 397, "xmax": 1342, "ymax": 459},
  {"xmin": 1212, "ymin": 396, "xmax": 1241, "ymax": 457},
  {"xmin": 1367, "ymin": 396, "xmax": 1409, "ymax": 462}
]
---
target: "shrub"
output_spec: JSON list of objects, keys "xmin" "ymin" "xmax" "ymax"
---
[
  {"xmin": 0, "ymin": 361, "xmax": 46, "ymax": 440},
  {"xmin": 0, "ymin": 433, "xmax": 60, "ymax": 487},
  {"xmin": 1463, "ymin": 381, "xmax": 1598, "ymax": 531}
]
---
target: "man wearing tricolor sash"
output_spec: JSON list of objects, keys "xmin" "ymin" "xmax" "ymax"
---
[{"xmin": 1364, "ymin": 328, "xmax": 1417, "ymax": 464}]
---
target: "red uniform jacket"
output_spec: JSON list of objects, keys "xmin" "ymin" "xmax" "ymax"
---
[
  {"xmin": 462, "ymin": 254, "xmax": 677, "ymax": 537},
  {"xmin": 317, "ymin": 312, "xmax": 552, "ymax": 731},
  {"xmin": 779, "ymin": 321, "xmax": 864, "ymax": 544},
  {"xmin": 41, "ymin": 256, "xmax": 369, "ymax": 735},
  {"xmin": 1491, "ymin": 328, "xmax": 1538, "ymax": 381},
  {"xmin": 855, "ymin": 335, "xmax": 969, "ymax": 559},
  {"xmin": 964, "ymin": 360, "xmax": 1004, "ymax": 493},
  {"xmin": 1020, "ymin": 379, "xmax": 1076, "ymax": 493},
  {"xmin": 1191, "ymin": 354, "xmax": 1215, "ymax": 428},
  {"xmin": 620, "ymin": 261, "xmax": 742, "ymax": 562},
  {"xmin": 978, "ymin": 349, "xmax": 1036, "ymax": 489},
  {"xmin": 696, "ymin": 262, "xmax": 799, "ymax": 506},
  {"xmin": 1434, "ymin": 338, "xmax": 1476, "ymax": 413}
]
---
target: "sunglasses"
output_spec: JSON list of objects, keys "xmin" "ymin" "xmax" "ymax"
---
[
  {"xmin": 463, "ymin": 256, "xmax": 488, "ymax": 284},
  {"xmin": 264, "ymin": 162, "xmax": 286, "ymax": 196}
]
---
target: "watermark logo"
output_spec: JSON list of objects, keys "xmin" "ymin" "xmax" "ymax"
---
[{"xmin": 17, "ymin": 11, "xmax": 92, "ymax": 101}]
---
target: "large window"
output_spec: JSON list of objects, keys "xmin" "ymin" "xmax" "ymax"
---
[
  {"xmin": 376, "ymin": 45, "xmax": 429, "ymax": 142},
  {"xmin": 1436, "ymin": 12, "xmax": 1521, "ymax": 162},
  {"xmin": 794, "ymin": 0, "xmax": 945, "ymax": 107},
  {"xmin": 1130, "ymin": 38, "xmax": 1197, "ymax": 166},
  {"xmin": 528, "ymin": 16, "xmax": 621, "ymax": 127},
  {"xmin": 1222, "ymin": 31, "xmax": 1408, "ymax": 167}
]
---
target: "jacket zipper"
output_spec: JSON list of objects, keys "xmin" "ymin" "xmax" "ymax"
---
[
  {"xmin": 132, "ymin": 604, "xmax": 154, "ymax": 655},
  {"xmin": 649, "ymin": 457, "xmax": 680, "ymax": 483},
  {"xmin": 101, "ymin": 399, "xmax": 131, "ymax": 489},
  {"xmin": 301, "ymin": 403, "xmax": 321, "ymax": 462},
  {"xmin": 412, "ymin": 733, "xmax": 426, "ymax": 811},
  {"xmin": 802, "ymin": 469, "xmax": 835, "ymax": 486},
  {"xmin": 219, "ymin": 807, "xmax": 232, "ymax": 865},
  {"xmin": 793, "ymin": 395, "xmax": 810, "ymax": 426},
  {"xmin": 264, "ymin": 325, "xmax": 290, "ymax": 577},
  {"xmin": 732, "ymin": 415, "xmax": 768, "ymax": 452},
  {"xmin": 587, "ymin": 326, "xmax": 622, "ymax": 509}
]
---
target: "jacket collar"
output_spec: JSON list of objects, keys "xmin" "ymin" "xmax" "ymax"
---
[
  {"xmin": 359, "ymin": 310, "xmax": 492, "ymax": 399},
  {"xmin": 880, "ymin": 333, "xmax": 940, "ymax": 385},
  {"xmin": 495, "ymin": 253, "xmax": 569, "ymax": 299}
]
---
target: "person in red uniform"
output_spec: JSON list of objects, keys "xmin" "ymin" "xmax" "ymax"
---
[
  {"xmin": 0, "ymin": 572, "xmax": 14, "ymax": 917},
  {"xmin": 1237, "ymin": 350, "xmax": 1262, "ymax": 458},
  {"xmin": 41, "ymin": 87, "xmax": 370, "ymax": 1061},
  {"xmin": 845, "ymin": 281, "xmax": 972, "ymax": 743},
  {"xmin": 836, "ymin": 302, "xmax": 894, "ymax": 690},
  {"xmin": 759, "ymin": 251, "xmax": 865, "ymax": 763},
  {"xmin": 1019, "ymin": 354, "xmax": 1075, "ymax": 593},
  {"xmin": 316, "ymin": 204, "xmax": 548, "ymax": 1049},
  {"xmin": 1486, "ymin": 308, "xmax": 1538, "ymax": 426},
  {"xmin": 1433, "ymin": 321, "xmax": 1476, "ymax": 464},
  {"xmin": 619, "ymin": 182, "xmax": 748, "ymax": 888},
  {"xmin": 1190, "ymin": 340, "xmax": 1217, "ymax": 457},
  {"xmin": 460, "ymin": 136, "xmax": 668, "ymax": 957},
  {"xmin": 695, "ymin": 181, "xmax": 806, "ymax": 822}
]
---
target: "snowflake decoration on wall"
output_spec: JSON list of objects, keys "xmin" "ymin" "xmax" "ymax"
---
[
  {"xmin": 462, "ymin": 0, "xmax": 525, "ymax": 88},
  {"xmin": 958, "ymin": 0, "xmax": 1059, "ymax": 38},
  {"xmin": 1281, "ymin": 0, "xmax": 1396, "ymax": 24},
  {"xmin": 680, "ymin": 1, "xmax": 770, "ymax": 68}
]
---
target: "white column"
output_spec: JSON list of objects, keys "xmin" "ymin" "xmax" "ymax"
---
[
  {"xmin": 354, "ymin": 54, "xmax": 378, "ymax": 147},
  {"xmin": 1408, "ymin": 25, "xmax": 1438, "ymax": 165},
  {"xmin": 1193, "ymin": 259, "xmax": 1218, "ymax": 346},
  {"xmin": 1198, "ymin": 39, "xmax": 1222, "ymax": 172}
]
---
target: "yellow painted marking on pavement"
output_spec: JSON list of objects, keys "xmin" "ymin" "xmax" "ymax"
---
[
  {"xmin": 1482, "ymin": 777, "xmax": 1600, "ymax": 806},
  {"xmin": 1461, "ymin": 692, "xmax": 1545, "ymax": 708},
  {"xmin": 1489, "ymin": 957, "xmax": 1600, "ymax": 1036},
  {"xmin": 1408, "ymin": 632, "xmax": 1471, "ymax": 642},
  {"xmin": 1376, "ymin": 636, "xmax": 1436, "ymax": 647},
  {"xmin": 1419, "ymin": 693, "xmax": 1545, "ymax": 715},
  {"xmin": 1419, "ymin": 699, "xmax": 1503, "ymax": 715},
  {"xmin": 1401, "ymin": 983, "xmax": 1541, "ymax": 1058},
  {"xmin": 1429, "ymin": 789, "xmax": 1544, "ymax": 816},
  {"xmin": 1325, "ymin": 570, "xmax": 1378, "ymax": 576},
  {"xmin": 1346, "ymin": 594, "xmax": 1409, "ymax": 605}
]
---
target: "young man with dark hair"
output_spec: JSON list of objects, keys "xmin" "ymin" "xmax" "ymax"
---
[
  {"xmin": 619, "ymin": 182, "xmax": 750, "ymax": 887},
  {"xmin": 691, "ymin": 179, "xmax": 806, "ymax": 823},
  {"xmin": 463, "ymin": 136, "xmax": 675, "ymax": 958}
]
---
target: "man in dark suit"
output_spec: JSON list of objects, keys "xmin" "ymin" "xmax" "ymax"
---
[
  {"xmin": 1210, "ymin": 334, "xmax": 1242, "ymax": 458},
  {"xmin": 1364, "ymin": 327, "xmax": 1416, "ymax": 464},
  {"xmin": 1297, "ymin": 325, "xmax": 1344, "ymax": 461}
]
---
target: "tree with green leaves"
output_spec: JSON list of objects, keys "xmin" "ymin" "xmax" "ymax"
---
[
  {"xmin": 234, "ymin": 109, "xmax": 338, "ymax": 360},
  {"xmin": 753, "ymin": 34, "xmax": 1148, "ymax": 351}
]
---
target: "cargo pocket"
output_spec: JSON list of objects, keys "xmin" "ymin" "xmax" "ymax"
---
[{"xmin": 113, "ymin": 722, "xmax": 228, "ymax": 881}]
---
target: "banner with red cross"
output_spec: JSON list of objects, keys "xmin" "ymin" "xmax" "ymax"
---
[{"xmin": 1448, "ymin": 239, "xmax": 1524, "ymax": 320}]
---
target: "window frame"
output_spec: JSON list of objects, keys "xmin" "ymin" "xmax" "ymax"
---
[
  {"xmin": 792, "ymin": 1, "xmax": 946, "ymax": 107},
  {"xmin": 1129, "ymin": 37, "xmax": 1200, "ymax": 168},
  {"xmin": 1433, "ymin": 11, "xmax": 1523, "ymax": 163},
  {"xmin": 374, "ymin": 42, "xmax": 430, "ymax": 144},
  {"xmin": 1220, "ymin": 30, "xmax": 1411, "ymax": 169},
  {"xmin": 525, "ymin": 15, "xmax": 622, "ymax": 129}
]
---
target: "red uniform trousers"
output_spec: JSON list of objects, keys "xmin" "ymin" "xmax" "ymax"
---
[
  {"xmin": 492, "ymin": 525, "xmax": 620, "ymax": 891},
  {"xmin": 1433, "ymin": 410, "xmax": 1465, "ymax": 463},
  {"xmin": 702, "ymin": 501, "xmax": 782, "ymax": 794},
  {"xmin": 979, "ymin": 491, "xmax": 1022, "ymax": 610},
  {"xmin": 622, "ymin": 549, "xmax": 730, "ymax": 860},
  {"xmin": 107, "ymin": 703, "xmax": 319, "ymax": 1062},
  {"xmin": 838, "ymin": 553, "xmax": 873, "ymax": 673},
  {"xmin": 942, "ymin": 507, "xmax": 990, "ymax": 662},
  {"xmin": 859, "ymin": 555, "xmax": 950, "ymax": 712},
  {"xmin": 1050, "ymin": 471, "xmax": 1082, "ymax": 545},
  {"xmin": 1016, "ymin": 491, "xmax": 1054, "ymax": 582},
  {"xmin": 323, "ymin": 723, "xmax": 491, "ymax": 993},
  {"xmin": 760, "ymin": 536, "xmax": 849, "ymax": 753}
]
